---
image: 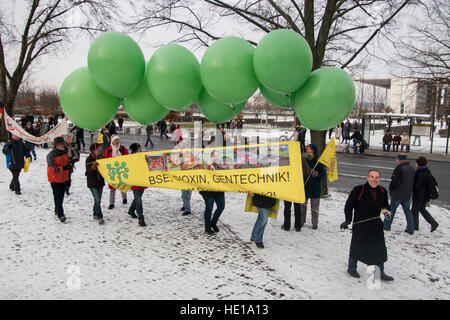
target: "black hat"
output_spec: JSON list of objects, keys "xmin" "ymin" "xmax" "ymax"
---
[{"xmin": 54, "ymin": 136, "xmax": 65, "ymax": 145}]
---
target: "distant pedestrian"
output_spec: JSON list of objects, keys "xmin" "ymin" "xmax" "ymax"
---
[
  {"xmin": 86, "ymin": 143, "xmax": 105, "ymax": 224},
  {"xmin": 392, "ymin": 133, "xmax": 401, "ymax": 152},
  {"xmin": 250, "ymin": 193, "xmax": 277, "ymax": 249},
  {"xmin": 107, "ymin": 120, "xmax": 117, "ymax": 136},
  {"xmin": 128, "ymin": 143, "xmax": 147, "ymax": 227},
  {"xmin": 383, "ymin": 154, "xmax": 415, "ymax": 234},
  {"xmin": 411, "ymin": 156, "xmax": 439, "ymax": 232},
  {"xmin": 118, "ymin": 116, "xmax": 124, "ymax": 132},
  {"xmin": 2, "ymin": 134, "xmax": 30, "ymax": 195},
  {"xmin": 70, "ymin": 126, "xmax": 85, "ymax": 151},
  {"xmin": 104, "ymin": 134, "xmax": 129, "ymax": 209},
  {"xmin": 173, "ymin": 124, "xmax": 183, "ymax": 146},
  {"xmin": 349, "ymin": 130, "xmax": 362, "ymax": 153},
  {"xmin": 47, "ymin": 136, "xmax": 70, "ymax": 223},
  {"xmin": 24, "ymin": 122, "xmax": 37, "ymax": 161},
  {"xmin": 65, "ymin": 135, "xmax": 80, "ymax": 196},
  {"xmin": 343, "ymin": 120, "xmax": 351, "ymax": 144},
  {"xmin": 144, "ymin": 124, "xmax": 154, "ymax": 148},
  {"xmin": 159, "ymin": 120, "xmax": 169, "ymax": 139},
  {"xmin": 341, "ymin": 169, "xmax": 394, "ymax": 281}
]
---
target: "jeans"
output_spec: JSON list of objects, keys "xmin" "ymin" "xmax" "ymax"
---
[
  {"xmin": 26, "ymin": 142, "xmax": 36, "ymax": 159},
  {"xmin": 411, "ymin": 200, "xmax": 438, "ymax": 230},
  {"xmin": 129, "ymin": 189, "xmax": 144, "ymax": 220},
  {"xmin": 412, "ymin": 136, "xmax": 421, "ymax": 146},
  {"xmin": 251, "ymin": 207, "xmax": 269, "ymax": 242},
  {"xmin": 283, "ymin": 200, "xmax": 301, "ymax": 229},
  {"xmin": 382, "ymin": 143, "xmax": 391, "ymax": 151},
  {"xmin": 181, "ymin": 190, "xmax": 192, "ymax": 212},
  {"xmin": 384, "ymin": 197, "xmax": 415, "ymax": 233},
  {"xmin": 145, "ymin": 132, "xmax": 154, "ymax": 147},
  {"xmin": 348, "ymin": 257, "xmax": 384, "ymax": 273},
  {"xmin": 160, "ymin": 129, "xmax": 168, "ymax": 139},
  {"xmin": 9, "ymin": 168, "xmax": 22, "ymax": 192},
  {"xmin": 51, "ymin": 182, "xmax": 66, "ymax": 216},
  {"xmin": 109, "ymin": 188, "xmax": 127, "ymax": 205},
  {"xmin": 202, "ymin": 194, "xmax": 225, "ymax": 230},
  {"xmin": 90, "ymin": 187, "xmax": 103, "ymax": 219},
  {"xmin": 353, "ymin": 139, "xmax": 359, "ymax": 153}
]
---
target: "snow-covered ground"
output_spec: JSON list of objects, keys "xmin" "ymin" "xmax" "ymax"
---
[{"xmin": 1, "ymin": 146, "xmax": 449, "ymax": 300}]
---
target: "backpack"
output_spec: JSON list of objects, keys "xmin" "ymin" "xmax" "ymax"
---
[{"xmin": 427, "ymin": 174, "xmax": 439, "ymax": 200}]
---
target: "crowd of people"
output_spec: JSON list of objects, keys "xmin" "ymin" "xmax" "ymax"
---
[{"xmin": 2, "ymin": 114, "xmax": 442, "ymax": 283}]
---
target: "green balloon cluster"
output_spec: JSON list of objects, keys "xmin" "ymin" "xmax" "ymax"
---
[
  {"xmin": 295, "ymin": 67, "xmax": 356, "ymax": 130},
  {"xmin": 60, "ymin": 30, "xmax": 356, "ymax": 132},
  {"xmin": 198, "ymin": 89, "xmax": 246, "ymax": 123}
]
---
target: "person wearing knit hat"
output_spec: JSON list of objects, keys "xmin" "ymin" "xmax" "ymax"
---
[
  {"xmin": 47, "ymin": 136, "xmax": 70, "ymax": 222},
  {"xmin": 383, "ymin": 153, "xmax": 415, "ymax": 234},
  {"xmin": 103, "ymin": 134, "xmax": 129, "ymax": 209}
]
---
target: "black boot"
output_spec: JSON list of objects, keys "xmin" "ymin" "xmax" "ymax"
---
[
  {"xmin": 380, "ymin": 271, "xmax": 394, "ymax": 281},
  {"xmin": 347, "ymin": 269, "xmax": 360, "ymax": 279},
  {"xmin": 138, "ymin": 219, "xmax": 146, "ymax": 227}
]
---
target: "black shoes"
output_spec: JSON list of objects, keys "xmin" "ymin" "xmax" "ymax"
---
[
  {"xmin": 65, "ymin": 189, "xmax": 70, "ymax": 196},
  {"xmin": 15, "ymin": 191, "xmax": 22, "ymax": 195},
  {"xmin": 108, "ymin": 204, "xmax": 114, "ymax": 209},
  {"xmin": 295, "ymin": 227, "xmax": 301, "ymax": 232},
  {"xmin": 138, "ymin": 219, "xmax": 146, "ymax": 227},
  {"xmin": 281, "ymin": 225, "xmax": 290, "ymax": 231},
  {"xmin": 380, "ymin": 272, "xmax": 394, "ymax": 281},
  {"xmin": 205, "ymin": 228, "xmax": 215, "ymax": 235},
  {"xmin": 182, "ymin": 211, "xmax": 191, "ymax": 216},
  {"xmin": 404, "ymin": 229, "xmax": 414, "ymax": 235},
  {"xmin": 58, "ymin": 215, "xmax": 66, "ymax": 223},
  {"xmin": 123, "ymin": 199, "xmax": 127, "ymax": 205},
  {"xmin": 98, "ymin": 218, "xmax": 104, "ymax": 225},
  {"xmin": 431, "ymin": 223, "xmax": 439, "ymax": 232},
  {"xmin": 347, "ymin": 269, "xmax": 360, "ymax": 279},
  {"xmin": 211, "ymin": 225, "xmax": 219, "ymax": 232},
  {"xmin": 255, "ymin": 242, "xmax": 264, "ymax": 249},
  {"xmin": 128, "ymin": 211, "xmax": 138, "ymax": 219},
  {"xmin": 180, "ymin": 207, "xmax": 185, "ymax": 211}
]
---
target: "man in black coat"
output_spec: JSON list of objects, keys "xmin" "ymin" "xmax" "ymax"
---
[
  {"xmin": 411, "ymin": 156, "xmax": 439, "ymax": 232},
  {"xmin": 384, "ymin": 154, "xmax": 416, "ymax": 234},
  {"xmin": 341, "ymin": 169, "xmax": 394, "ymax": 281},
  {"xmin": 2, "ymin": 134, "xmax": 30, "ymax": 195}
]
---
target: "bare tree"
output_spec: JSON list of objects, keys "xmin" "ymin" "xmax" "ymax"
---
[
  {"xmin": 0, "ymin": 0, "xmax": 118, "ymax": 141},
  {"xmin": 38, "ymin": 87, "xmax": 60, "ymax": 115},
  {"xmin": 126, "ymin": 0, "xmax": 412, "ymax": 194}
]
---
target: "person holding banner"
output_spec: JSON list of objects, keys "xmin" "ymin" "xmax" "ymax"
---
[
  {"xmin": 104, "ymin": 134, "xmax": 129, "ymax": 209},
  {"xmin": 2, "ymin": 134, "xmax": 30, "ymax": 195},
  {"xmin": 250, "ymin": 193, "xmax": 277, "ymax": 249},
  {"xmin": 47, "ymin": 136, "xmax": 70, "ymax": 223},
  {"xmin": 127, "ymin": 143, "xmax": 148, "ymax": 227},
  {"xmin": 301, "ymin": 144, "xmax": 325, "ymax": 230},
  {"xmin": 24, "ymin": 122, "xmax": 37, "ymax": 161},
  {"xmin": 86, "ymin": 143, "xmax": 105, "ymax": 225}
]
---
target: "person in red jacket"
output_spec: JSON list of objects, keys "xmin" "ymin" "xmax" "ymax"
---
[
  {"xmin": 127, "ymin": 143, "xmax": 147, "ymax": 226},
  {"xmin": 47, "ymin": 136, "xmax": 70, "ymax": 222},
  {"xmin": 104, "ymin": 134, "xmax": 129, "ymax": 209}
]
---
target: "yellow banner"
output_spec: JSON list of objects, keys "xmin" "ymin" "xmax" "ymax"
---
[
  {"xmin": 97, "ymin": 141, "xmax": 305, "ymax": 203},
  {"xmin": 318, "ymin": 137, "xmax": 338, "ymax": 182},
  {"xmin": 244, "ymin": 193, "xmax": 280, "ymax": 220}
]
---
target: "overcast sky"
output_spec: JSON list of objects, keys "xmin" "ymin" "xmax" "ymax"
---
[{"xmin": 2, "ymin": 1, "xmax": 413, "ymax": 91}]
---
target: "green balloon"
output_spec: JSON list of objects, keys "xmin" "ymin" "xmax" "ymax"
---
[
  {"xmin": 198, "ymin": 89, "xmax": 246, "ymax": 123},
  {"xmin": 147, "ymin": 44, "xmax": 202, "ymax": 111},
  {"xmin": 260, "ymin": 84, "xmax": 295, "ymax": 108},
  {"xmin": 122, "ymin": 79, "xmax": 170, "ymax": 125},
  {"xmin": 295, "ymin": 67, "xmax": 356, "ymax": 131},
  {"xmin": 201, "ymin": 36, "xmax": 258, "ymax": 104},
  {"xmin": 88, "ymin": 31, "xmax": 145, "ymax": 97},
  {"xmin": 60, "ymin": 67, "xmax": 120, "ymax": 131},
  {"xmin": 254, "ymin": 29, "xmax": 312, "ymax": 94}
]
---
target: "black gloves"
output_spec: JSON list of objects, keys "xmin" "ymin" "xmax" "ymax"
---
[{"xmin": 340, "ymin": 221, "xmax": 351, "ymax": 230}]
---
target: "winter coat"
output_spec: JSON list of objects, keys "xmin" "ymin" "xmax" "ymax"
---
[
  {"xmin": 392, "ymin": 135, "xmax": 402, "ymax": 145},
  {"xmin": 252, "ymin": 194, "xmax": 276, "ymax": 209},
  {"xmin": 200, "ymin": 190, "xmax": 224, "ymax": 199},
  {"xmin": 389, "ymin": 162, "xmax": 415, "ymax": 200},
  {"xmin": 349, "ymin": 130, "xmax": 362, "ymax": 141},
  {"xmin": 401, "ymin": 135, "xmax": 410, "ymax": 145},
  {"xmin": 2, "ymin": 139, "xmax": 30, "ymax": 170},
  {"xmin": 47, "ymin": 148, "xmax": 69, "ymax": 183},
  {"xmin": 85, "ymin": 154, "xmax": 105, "ymax": 189},
  {"xmin": 344, "ymin": 182, "xmax": 389, "ymax": 265},
  {"xmin": 303, "ymin": 144, "xmax": 325, "ymax": 199},
  {"xmin": 412, "ymin": 166, "xmax": 432, "ymax": 204},
  {"xmin": 104, "ymin": 145, "xmax": 129, "ymax": 190},
  {"xmin": 382, "ymin": 133, "xmax": 393, "ymax": 144},
  {"xmin": 67, "ymin": 142, "xmax": 80, "ymax": 174}
]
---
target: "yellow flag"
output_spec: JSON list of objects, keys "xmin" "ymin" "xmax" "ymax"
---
[{"xmin": 318, "ymin": 137, "xmax": 338, "ymax": 182}]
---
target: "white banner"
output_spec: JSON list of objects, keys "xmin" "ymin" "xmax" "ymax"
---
[{"xmin": 4, "ymin": 111, "xmax": 68, "ymax": 144}]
